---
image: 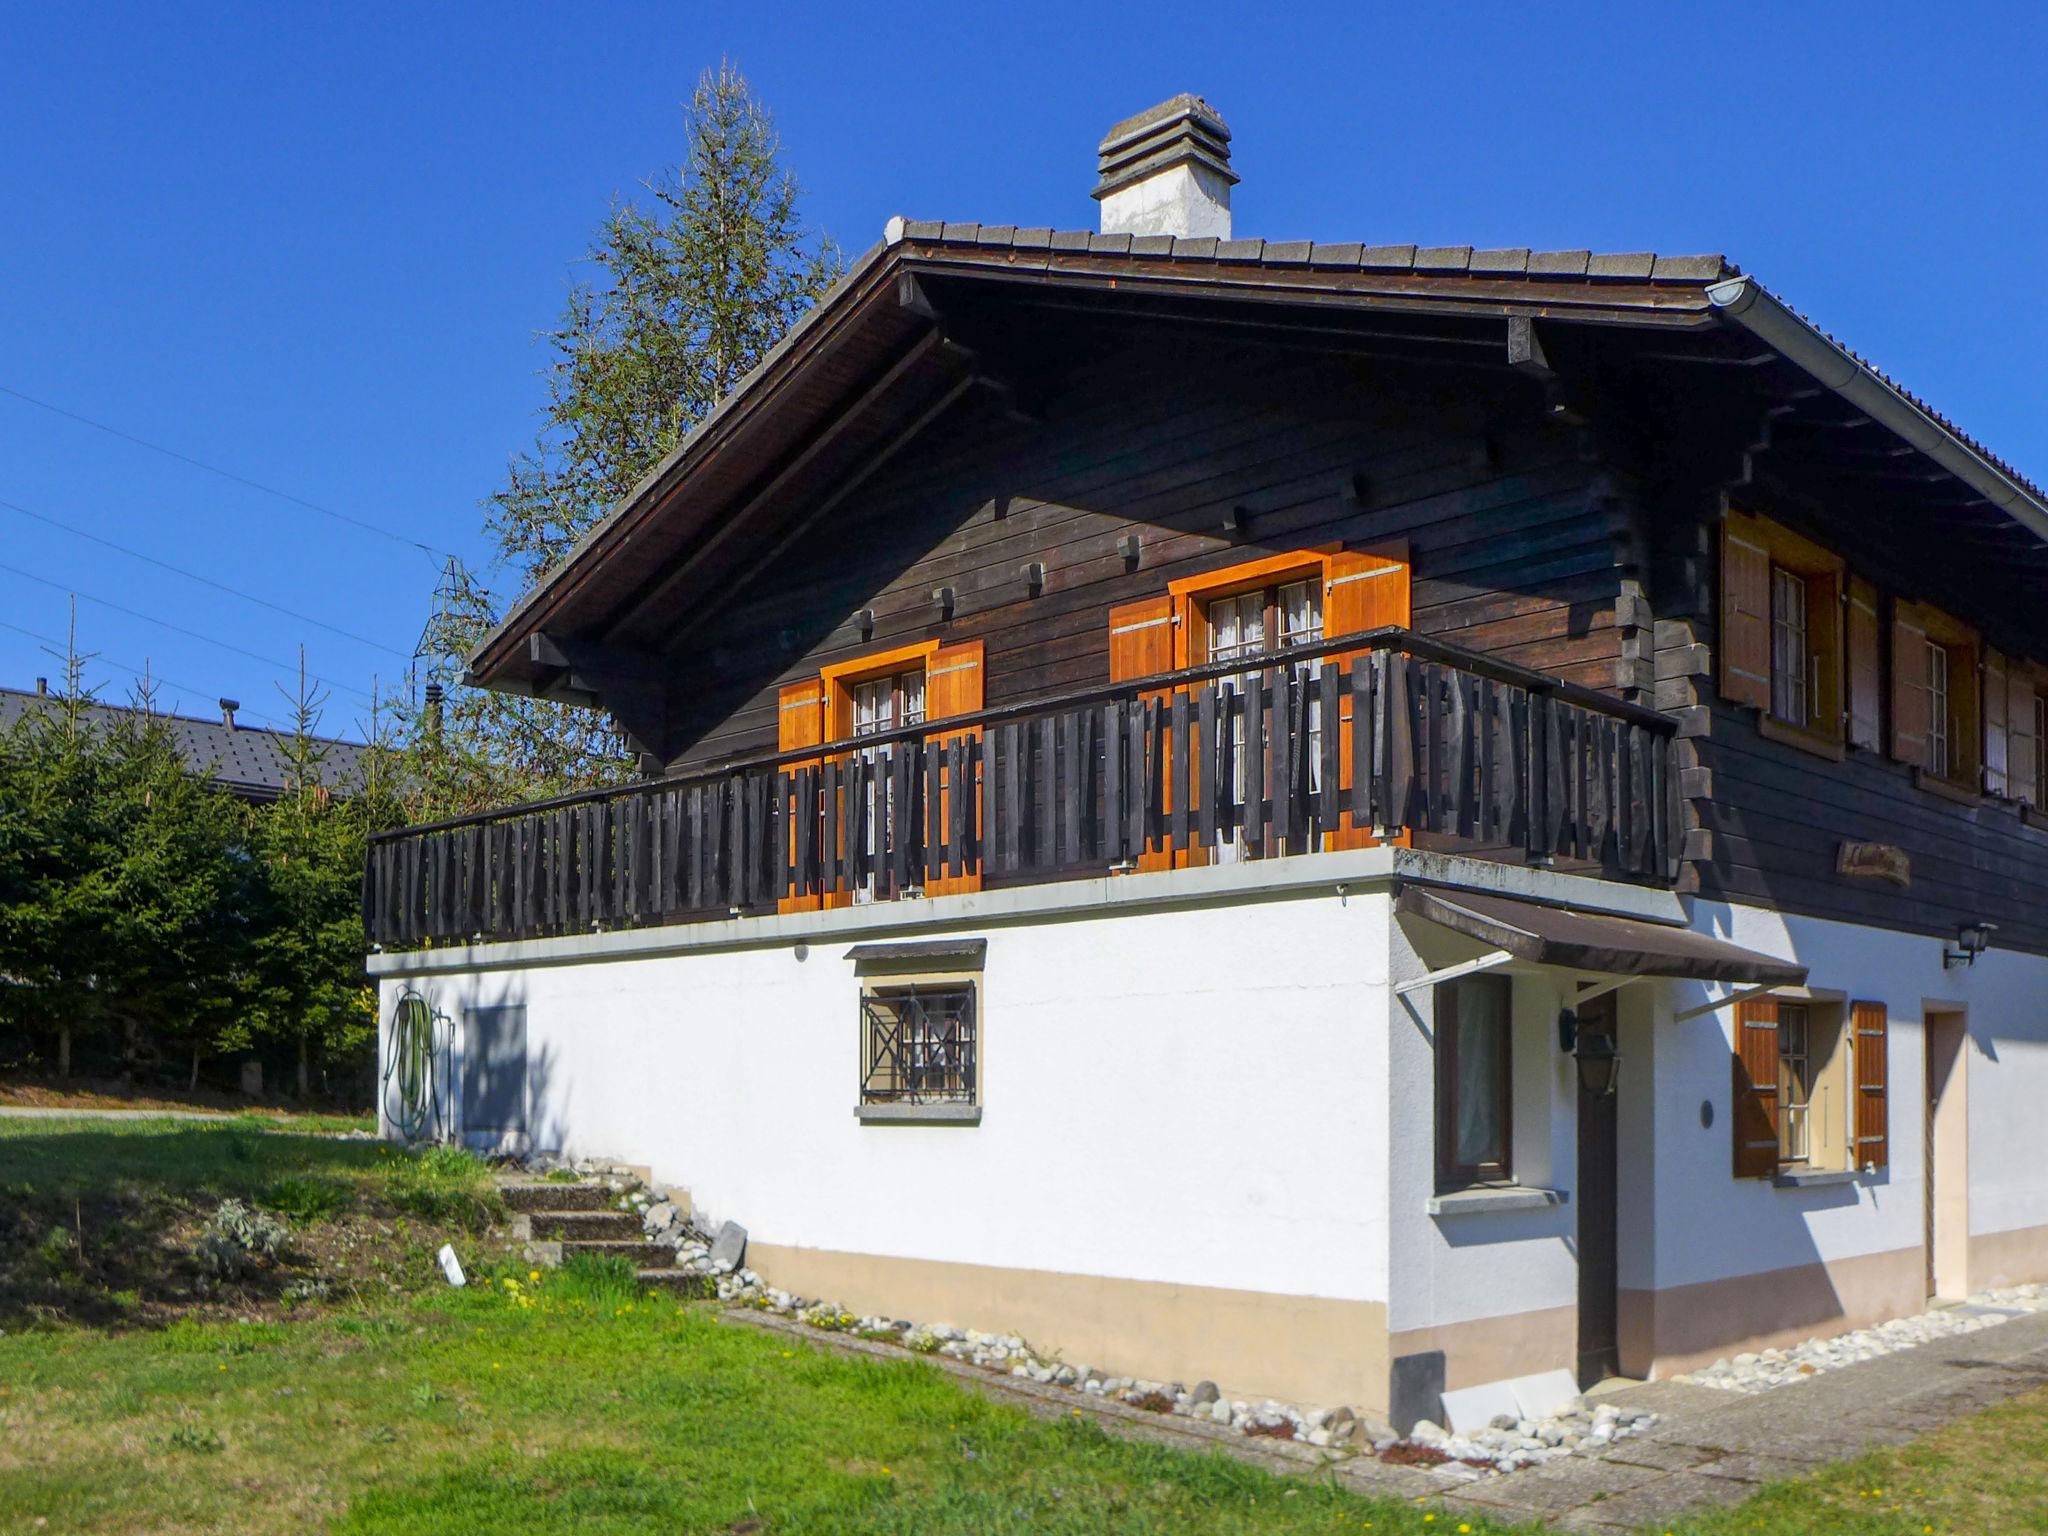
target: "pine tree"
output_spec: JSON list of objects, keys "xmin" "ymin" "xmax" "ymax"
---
[{"xmin": 411, "ymin": 60, "xmax": 842, "ymax": 802}]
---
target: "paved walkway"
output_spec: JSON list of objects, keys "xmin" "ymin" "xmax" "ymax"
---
[{"xmin": 1428, "ymin": 1309, "xmax": 2048, "ymax": 1530}]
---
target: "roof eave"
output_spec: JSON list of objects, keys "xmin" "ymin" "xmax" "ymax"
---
[{"xmin": 1707, "ymin": 275, "xmax": 2048, "ymax": 546}]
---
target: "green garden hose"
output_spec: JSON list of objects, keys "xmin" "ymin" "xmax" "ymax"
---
[{"xmin": 382, "ymin": 987, "xmax": 447, "ymax": 1143}]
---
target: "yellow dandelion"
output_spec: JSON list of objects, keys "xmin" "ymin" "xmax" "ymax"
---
[
  {"xmin": 529, "ymin": 1270, "xmax": 541, "ymax": 1282},
  {"xmin": 1458, "ymin": 1525, "xmax": 1472, "ymax": 1533},
  {"xmin": 216, "ymin": 1363, "xmax": 226, "ymax": 1372}
]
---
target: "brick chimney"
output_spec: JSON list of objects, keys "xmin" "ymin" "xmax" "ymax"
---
[{"xmin": 1093, "ymin": 94, "xmax": 1236, "ymax": 240}]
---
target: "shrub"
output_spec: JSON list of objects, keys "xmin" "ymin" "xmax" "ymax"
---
[
  {"xmin": 194, "ymin": 1199, "xmax": 289, "ymax": 1279},
  {"xmin": 259, "ymin": 1175, "xmax": 350, "ymax": 1222}
]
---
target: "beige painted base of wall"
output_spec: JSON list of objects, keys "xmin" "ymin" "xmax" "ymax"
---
[
  {"xmin": 750, "ymin": 1241, "xmax": 1391, "ymax": 1412},
  {"xmin": 1385, "ymin": 1304, "xmax": 1578, "ymax": 1394},
  {"xmin": 1968, "ymin": 1223, "xmax": 2048, "ymax": 1291},
  {"xmin": 1619, "ymin": 1246, "xmax": 1924, "ymax": 1379}
]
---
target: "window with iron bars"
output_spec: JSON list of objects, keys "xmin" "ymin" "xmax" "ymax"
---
[{"xmin": 860, "ymin": 984, "xmax": 977, "ymax": 1105}]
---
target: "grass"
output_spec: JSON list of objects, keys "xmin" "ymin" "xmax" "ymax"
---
[
  {"xmin": 0, "ymin": 1115, "xmax": 506, "ymax": 1327},
  {"xmin": 3, "ymin": 1120, "xmax": 2047, "ymax": 1534}
]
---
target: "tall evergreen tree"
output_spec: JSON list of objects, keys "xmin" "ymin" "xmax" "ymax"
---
[{"xmin": 413, "ymin": 60, "xmax": 842, "ymax": 802}]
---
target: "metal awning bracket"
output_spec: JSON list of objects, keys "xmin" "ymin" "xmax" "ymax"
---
[
  {"xmin": 1672, "ymin": 981, "xmax": 1781, "ymax": 1024},
  {"xmin": 1395, "ymin": 948, "xmax": 1516, "ymax": 997},
  {"xmin": 1572, "ymin": 975, "xmax": 1638, "ymax": 1006}
]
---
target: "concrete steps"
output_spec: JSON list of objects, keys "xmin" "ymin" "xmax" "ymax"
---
[
  {"xmin": 637, "ymin": 1268, "xmax": 718, "ymax": 1298},
  {"xmin": 527, "ymin": 1210, "xmax": 641, "ymax": 1242},
  {"xmin": 510, "ymin": 1167, "xmax": 696, "ymax": 1276}
]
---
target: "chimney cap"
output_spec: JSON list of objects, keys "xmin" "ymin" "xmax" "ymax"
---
[
  {"xmin": 219, "ymin": 698, "xmax": 240, "ymax": 729},
  {"xmin": 1094, "ymin": 93, "xmax": 1238, "ymax": 203}
]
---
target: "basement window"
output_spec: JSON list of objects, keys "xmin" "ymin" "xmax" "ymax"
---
[{"xmin": 849, "ymin": 939, "xmax": 983, "ymax": 1125}]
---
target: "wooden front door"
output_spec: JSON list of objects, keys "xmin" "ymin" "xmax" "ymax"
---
[{"xmin": 1575, "ymin": 993, "xmax": 1620, "ymax": 1386}]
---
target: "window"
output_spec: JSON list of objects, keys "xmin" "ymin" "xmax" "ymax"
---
[
  {"xmin": 1926, "ymin": 640, "xmax": 1951, "ymax": 781},
  {"xmin": 1777, "ymin": 1002, "xmax": 1812, "ymax": 1164},
  {"xmin": 860, "ymin": 983, "xmax": 976, "ymax": 1105},
  {"xmin": 1770, "ymin": 567, "xmax": 1811, "ymax": 728},
  {"xmin": 849, "ymin": 668, "xmax": 926, "ymax": 903},
  {"xmin": 1436, "ymin": 974, "xmax": 1513, "ymax": 1189},
  {"xmin": 1203, "ymin": 574, "xmax": 1326, "ymax": 862},
  {"xmin": 1719, "ymin": 511, "xmax": 1844, "ymax": 754}
]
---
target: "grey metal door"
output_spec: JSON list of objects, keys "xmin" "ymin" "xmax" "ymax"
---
[{"xmin": 462, "ymin": 1005, "xmax": 528, "ymax": 1136}]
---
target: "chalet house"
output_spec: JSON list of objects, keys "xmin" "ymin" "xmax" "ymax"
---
[
  {"xmin": 366, "ymin": 96, "xmax": 2048, "ymax": 1426},
  {"xmin": 0, "ymin": 683, "xmax": 367, "ymax": 802}
]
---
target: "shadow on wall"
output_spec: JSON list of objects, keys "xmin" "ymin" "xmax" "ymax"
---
[{"xmin": 381, "ymin": 974, "xmax": 560, "ymax": 1160}]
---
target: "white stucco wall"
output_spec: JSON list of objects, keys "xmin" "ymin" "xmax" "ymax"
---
[
  {"xmin": 379, "ymin": 887, "xmax": 1395, "ymax": 1309},
  {"xmin": 1652, "ymin": 900, "xmax": 2048, "ymax": 1289}
]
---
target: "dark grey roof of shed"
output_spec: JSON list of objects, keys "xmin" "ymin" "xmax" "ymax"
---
[{"xmin": 0, "ymin": 688, "xmax": 369, "ymax": 801}]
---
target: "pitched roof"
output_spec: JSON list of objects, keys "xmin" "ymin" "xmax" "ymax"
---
[
  {"xmin": 467, "ymin": 218, "xmax": 2048, "ymax": 697},
  {"xmin": 0, "ymin": 687, "xmax": 370, "ymax": 802}
]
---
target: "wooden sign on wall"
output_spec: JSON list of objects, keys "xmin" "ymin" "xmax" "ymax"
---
[{"xmin": 1836, "ymin": 841, "xmax": 1911, "ymax": 887}]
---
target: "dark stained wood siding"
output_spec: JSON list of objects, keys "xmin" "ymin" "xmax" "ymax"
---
[
  {"xmin": 1655, "ymin": 496, "xmax": 2048, "ymax": 958},
  {"xmin": 663, "ymin": 332, "xmax": 1627, "ymax": 772}
]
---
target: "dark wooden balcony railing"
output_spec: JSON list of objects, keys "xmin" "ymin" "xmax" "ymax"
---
[{"xmin": 363, "ymin": 627, "xmax": 1680, "ymax": 951}]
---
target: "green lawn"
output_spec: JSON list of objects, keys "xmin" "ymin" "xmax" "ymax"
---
[{"xmin": 0, "ymin": 1119, "xmax": 2041, "ymax": 1534}]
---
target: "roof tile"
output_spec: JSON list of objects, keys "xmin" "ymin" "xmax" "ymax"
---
[
  {"xmin": 1470, "ymin": 247, "xmax": 1531, "ymax": 275},
  {"xmin": 1171, "ymin": 236, "xmax": 1221, "ymax": 260},
  {"xmin": 1215, "ymin": 238, "xmax": 1266, "ymax": 262},
  {"xmin": 1415, "ymin": 246, "xmax": 1474, "ymax": 271},
  {"xmin": 1528, "ymin": 249, "xmax": 1592, "ymax": 277},
  {"xmin": 1361, "ymin": 244, "xmax": 1418, "ymax": 270},
  {"xmin": 902, "ymin": 219, "xmax": 945, "ymax": 241},
  {"xmin": 1309, "ymin": 241, "xmax": 1364, "ymax": 268},
  {"xmin": 1012, "ymin": 226, "xmax": 1053, "ymax": 250},
  {"xmin": 941, "ymin": 222, "xmax": 982, "ymax": 243},
  {"xmin": 1587, "ymin": 251, "xmax": 1656, "ymax": 280},
  {"xmin": 1261, "ymin": 239, "xmax": 1314, "ymax": 266},
  {"xmin": 1652, "ymin": 253, "xmax": 1727, "ymax": 281},
  {"xmin": 1089, "ymin": 232, "xmax": 1134, "ymax": 255},
  {"xmin": 978, "ymin": 224, "xmax": 1017, "ymax": 246},
  {"xmin": 1129, "ymin": 233, "xmax": 1176, "ymax": 257}
]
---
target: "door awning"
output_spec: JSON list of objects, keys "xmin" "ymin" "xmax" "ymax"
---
[{"xmin": 1396, "ymin": 887, "xmax": 1807, "ymax": 987}]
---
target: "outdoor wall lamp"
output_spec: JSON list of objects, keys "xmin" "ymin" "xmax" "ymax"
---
[
  {"xmin": 1943, "ymin": 920, "xmax": 1996, "ymax": 969},
  {"xmin": 1558, "ymin": 1007, "xmax": 1620, "ymax": 1098}
]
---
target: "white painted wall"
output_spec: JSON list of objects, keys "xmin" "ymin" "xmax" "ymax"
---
[
  {"xmin": 1654, "ymin": 900, "xmax": 2048, "ymax": 1289},
  {"xmin": 378, "ymin": 887, "xmax": 1394, "ymax": 1308}
]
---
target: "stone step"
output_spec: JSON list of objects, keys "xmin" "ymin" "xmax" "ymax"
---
[
  {"xmin": 529, "ymin": 1210, "xmax": 642, "ymax": 1241},
  {"xmin": 636, "ymin": 1269, "xmax": 718, "ymax": 1299},
  {"xmin": 499, "ymin": 1180, "xmax": 613, "ymax": 1213},
  {"xmin": 554, "ymin": 1238, "xmax": 667, "ymax": 1265}
]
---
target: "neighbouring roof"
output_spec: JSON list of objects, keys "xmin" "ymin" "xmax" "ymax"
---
[
  {"xmin": 468, "ymin": 218, "xmax": 2048, "ymax": 695},
  {"xmin": 0, "ymin": 687, "xmax": 370, "ymax": 802}
]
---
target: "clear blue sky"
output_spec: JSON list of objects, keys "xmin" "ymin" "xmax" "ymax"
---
[{"xmin": 1, "ymin": 2, "xmax": 2040, "ymax": 739}]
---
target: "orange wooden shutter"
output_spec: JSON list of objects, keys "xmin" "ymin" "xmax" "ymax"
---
[
  {"xmin": 1891, "ymin": 604, "xmax": 1931, "ymax": 767},
  {"xmin": 777, "ymin": 679, "xmax": 825, "ymax": 913},
  {"xmin": 2011, "ymin": 666, "xmax": 2041, "ymax": 808},
  {"xmin": 1984, "ymin": 648, "xmax": 2011, "ymax": 797},
  {"xmin": 1732, "ymin": 995, "xmax": 1781, "ymax": 1178},
  {"xmin": 1109, "ymin": 596, "xmax": 1177, "ymax": 872},
  {"xmin": 1845, "ymin": 575, "xmax": 1882, "ymax": 751},
  {"xmin": 1719, "ymin": 515, "xmax": 1772, "ymax": 711},
  {"xmin": 923, "ymin": 639, "xmax": 984, "ymax": 897},
  {"xmin": 1851, "ymin": 1000, "xmax": 1889, "ymax": 1171},
  {"xmin": 1324, "ymin": 547, "xmax": 1411, "ymax": 850}
]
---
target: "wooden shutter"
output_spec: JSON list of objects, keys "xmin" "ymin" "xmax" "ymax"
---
[
  {"xmin": 1109, "ymin": 596, "xmax": 1177, "ymax": 872},
  {"xmin": 1891, "ymin": 604, "xmax": 1931, "ymax": 767},
  {"xmin": 1108, "ymin": 595, "xmax": 1176, "ymax": 683},
  {"xmin": 1845, "ymin": 575, "xmax": 1882, "ymax": 751},
  {"xmin": 1851, "ymin": 1001, "xmax": 1889, "ymax": 1171},
  {"xmin": 1984, "ymin": 648, "xmax": 2011, "ymax": 797},
  {"xmin": 1719, "ymin": 516, "xmax": 1772, "ymax": 711},
  {"xmin": 1732, "ymin": 995, "xmax": 1781, "ymax": 1178},
  {"xmin": 924, "ymin": 640, "xmax": 984, "ymax": 897},
  {"xmin": 1325, "ymin": 547, "xmax": 1411, "ymax": 850},
  {"xmin": 2011, "ymin": 665, "xmax": 2041, "ymax": 808},
  {"xmin": 777, "ymin": 679, "xmax": 825, "ymax": 914}
]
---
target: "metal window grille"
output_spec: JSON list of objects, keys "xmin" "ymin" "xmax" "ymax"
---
[
  {"xmin": 1770, "ymin": 567, "xmax": 1809, "ymax": 726},
  {"xmin": 1778, "ymin": 1002, "xmax": 1811, "ymax": 1164},
  {"xmin": 861, "ymin": 984, "xmax": 976, "ymax": 1104}
]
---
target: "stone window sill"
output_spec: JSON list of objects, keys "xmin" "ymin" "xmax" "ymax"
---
[
  {"xmin": 1772, "ymin": 1167, "xmax": 1859, "ymax": 1188},
  {"xmin": 855, "ymin": 1103, "xmax": 981, "ymax": 1126},
  {"xmin": 1427, "ymin": 1185, "xmax": 1569, "ymax": 1216}
]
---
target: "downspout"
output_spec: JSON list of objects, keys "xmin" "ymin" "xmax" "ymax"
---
[{"xmin": 1706, "ymin": 275, "xmax": 2048, "ymax": 546}]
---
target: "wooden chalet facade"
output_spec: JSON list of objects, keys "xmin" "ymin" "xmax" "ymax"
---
[{"xmin": 368, "ymin": 97, "xmax": 2048, "ymax": 1426}]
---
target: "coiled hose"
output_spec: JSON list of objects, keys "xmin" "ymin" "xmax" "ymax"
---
[{"xmin": 382, "ymin": 987, "xmax": 446, "ymax": 1143}]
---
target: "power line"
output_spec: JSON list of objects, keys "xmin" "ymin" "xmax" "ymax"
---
[
  {"xmin": 0, "ymin": 381, "xmax": 454, "ymax": 560},
  {"xmin": 0, "ymin": 559, "xmax": 379, "ymax": 705},
  {"xmin": 0, "ymin": 493, "xmax": 413, "ymax": 660},
  {"xmin": 0, "ymin": 617, "xmax": 292, "ymax": 732}
]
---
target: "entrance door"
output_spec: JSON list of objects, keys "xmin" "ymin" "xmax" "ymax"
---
[
  {"xmin": 1924, "ymin": 1011, "xmax": 1969, "ymax": 1298},
  {"xmin": 1575, "ymin": 993, "xmax": 1620, "ymax": 1386},
  {"xmin": 462, "ymin": 1005, "xmax": 528, "ymax": 1144}
]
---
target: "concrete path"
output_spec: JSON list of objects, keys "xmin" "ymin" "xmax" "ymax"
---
[
  {"xmin": 0, "ymin": 1105, "xmax": 237, "ymax": 1121},
  {"xmin": 1431, "ymin": 1309, "xmax": 2048, "ymax": 1530}
]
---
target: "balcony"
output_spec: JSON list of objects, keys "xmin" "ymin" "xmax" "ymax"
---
[{"xmin": 363, "ymin": 627, "xmax": 1680, "ymax": 950}]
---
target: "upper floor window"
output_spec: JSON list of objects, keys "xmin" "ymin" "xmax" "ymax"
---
[
  {"xmin": 1770, "ymin": 566, "xmax": 1811, "ymax": 728},
  {"xmin": 1720, "ymin": 511, "xmax": 1843, "ymax": 754},
  {"xmin": 1926, "ymin": 640, "xmax": 1952, "ymax": 780},
  {"xmin": 1891, "ymin": 602, "xmax": 1980, "ymax": 792}
]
